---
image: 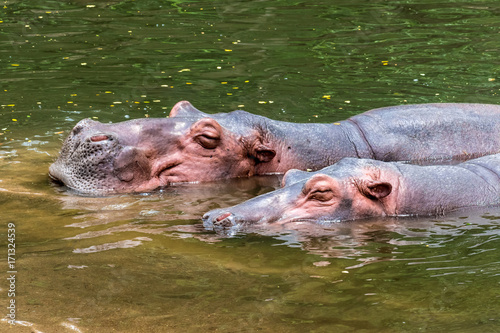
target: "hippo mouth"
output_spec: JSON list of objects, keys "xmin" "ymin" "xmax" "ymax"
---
[
  {"xmin": 49, "ymin": 145, "xmax": 188, "ymax": 195},
  {"xmin": 47, "ymin": 170, "xmax": 65, "ymax": 186},
  {"xmin": 48, "ymin": 159, "xmax": 119, "ymax": 195}
]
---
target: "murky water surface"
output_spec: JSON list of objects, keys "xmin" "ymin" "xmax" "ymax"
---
[{"xmin": 1, "ymin": 0, "xmax": 500, "ymax": 332}]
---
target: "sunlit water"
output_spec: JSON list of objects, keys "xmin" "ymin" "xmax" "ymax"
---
[{"xmin": 1, "ymin": 1, "xmax": 500, "ymax": 332}]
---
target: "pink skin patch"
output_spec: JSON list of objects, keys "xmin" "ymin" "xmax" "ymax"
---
[
  {"xmin": 216, "ymin": 212, "xmax": 232, "ymax": 222},
  {"xmin": 90, "ymin": 135, "xmax": 109, "ymax": 142}
]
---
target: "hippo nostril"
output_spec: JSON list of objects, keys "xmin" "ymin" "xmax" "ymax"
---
[
  {"xmin": 72, "ymin": 118, "xmax": 99, "ymax": 136},
  {"xmin": 216, "ymin": 212, "xmax": 232, "ymax": 222},
  {"xmin": 212, "ymin": 212, "xmax": 237, "ymax": 229},
  {"xmin": 72, "ymin": 126, "xmax": 83, "ymax": 136},
  {"xmin": 90, "ymin": 135, "xmax": 111, "ymax": 142}
]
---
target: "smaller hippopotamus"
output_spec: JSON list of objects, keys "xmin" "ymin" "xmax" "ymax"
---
[{"xmin": 203, "ymin": 154, "xmax": 500, "ymax": 234}]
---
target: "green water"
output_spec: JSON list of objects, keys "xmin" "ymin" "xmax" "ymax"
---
[{"xmin": 1, "ymin": 0, "xmax": 500, "ymax": 332}]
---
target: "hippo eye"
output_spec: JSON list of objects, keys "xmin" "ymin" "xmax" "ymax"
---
[
  {"xmin": 302, "ymin": 174, "xmax": 338, "ymax": 203},
  {"xmin": 196, "ymin": 134, "xmax": 220, "ymax": 149},
  {"xmin": 308, "ymin": 188, "xmax": 334, "ymax": 202}
]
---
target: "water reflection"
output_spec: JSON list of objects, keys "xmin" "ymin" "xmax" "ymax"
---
[{"xmin": 185, "ymin": 209, "xmax": 500, "ymax": 270}]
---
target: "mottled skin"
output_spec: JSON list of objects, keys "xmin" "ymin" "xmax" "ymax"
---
[
  {"xmin": 49, "ymin": 101, "xmax": 500, "ymax": 194},
  {"xmin": 203, "ymin": 154, "xmax": 500, "ymax": 234}
]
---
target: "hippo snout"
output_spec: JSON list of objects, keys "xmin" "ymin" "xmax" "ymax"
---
[
  {"xmin": 49, "ymin": 118, "xmax": 126, "ymax": 194},
  {"xmin": 202, "ymin": 210, "xmax": 239, "ymax": 231}
]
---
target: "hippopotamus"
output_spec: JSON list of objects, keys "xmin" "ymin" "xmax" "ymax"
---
[
  {"xmin": 202, "ymin": 154, "xmax": 500, "ymax": 234},
  {"xmin": 49, "ymin": 101, "xmax": 500, "ymax": 195}
]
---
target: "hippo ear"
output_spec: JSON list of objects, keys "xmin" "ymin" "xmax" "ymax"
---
[
  {"xmin": 360, "ymin": 180, "xmax": 392, "ymax": 200},
  {"xmin": 169, "ymin": 101, "xmax": 206, "ymax": 118},
  {"xmin": 253, "ymin": 144, "xmax": 276, "ymax": 163}
]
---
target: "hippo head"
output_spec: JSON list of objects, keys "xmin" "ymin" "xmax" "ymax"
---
[
  {"xmin": 203, "ymin": 158, "xmax": 401, "ymax": 234},
  {"xmin": 49, "ymin": 101, "xmax": 277, "ymax": 195}
]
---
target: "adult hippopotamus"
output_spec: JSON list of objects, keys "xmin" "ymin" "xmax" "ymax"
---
[
  {"xmin": 49, "ymin": 101, "xmax": 500, "ymax": 195},
  {"xmin": 203, "ymin": 154, "xmax": 500, "ymax": 233}
]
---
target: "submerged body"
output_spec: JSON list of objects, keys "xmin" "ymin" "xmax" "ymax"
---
[
  {"xmin": 49, "ymin": 101, "xmax": 500, "ymax": 194},
  {"xmin": 203, "ymin": 154, "xmax": 500, "ymax": 234}
]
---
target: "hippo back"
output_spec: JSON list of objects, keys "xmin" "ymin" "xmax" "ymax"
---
[{"xmin": 350, "ymin": 103, "xmax": 500, "ymax": 162}]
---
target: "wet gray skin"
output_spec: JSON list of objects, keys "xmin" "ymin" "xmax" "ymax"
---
[
  {"xmin": 50, "ymin": 101, "xmax": 500, "ymax": 195},
  {"xmin": 203, "ymin": 154, "xmax": 500, "ymax": 235}
]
